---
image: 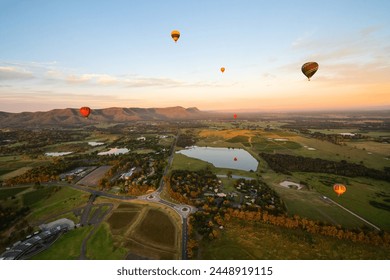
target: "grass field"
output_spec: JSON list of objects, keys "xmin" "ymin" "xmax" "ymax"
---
[
  {"xmin": 25, "ymin": 186, "xmax": 89, "ymax": 223},
  {"xmin": 195, "ymin": 219, "xmax": 390, "ymax": 259},
  {"xmin": 292, "ymin": 173, "xmax": 390, "ymax": 230},
  {"xmin": 86, "ymin": 223, "xmax": 127, "ymax": 260},
  {"xmin": 31, "ymin": 226, "xmax": 93, "ymax": 260},
  {"xmin": 0, "ymin": 186, "xmax": 29, "ymax": 200}
]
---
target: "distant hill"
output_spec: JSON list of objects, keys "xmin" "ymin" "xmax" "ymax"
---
[{"xmin": 0, "ymin": 106, "xmax": 209, "ymax": 127}]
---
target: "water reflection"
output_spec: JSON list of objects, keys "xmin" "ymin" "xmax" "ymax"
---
[{"xmin": 176, "ymin": 146, "xmax": 258, "ymax": 171}]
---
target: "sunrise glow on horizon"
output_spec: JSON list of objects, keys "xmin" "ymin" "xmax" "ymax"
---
[{"xmin": 1, "ymin": 0, "xmax": 389, "ymax": 113}]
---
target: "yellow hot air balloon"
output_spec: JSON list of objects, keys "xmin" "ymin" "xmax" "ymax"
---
[
  {"xmin": 333, "ymin": 183, "xmax": 346, "ymax": 197},
  {"xmin": 220, "ymin": 67, "xmax": 225, "ymax": 73},
  {"xmin": 171, "ymin": 30, "xmax": 180, "ymax": 43}
]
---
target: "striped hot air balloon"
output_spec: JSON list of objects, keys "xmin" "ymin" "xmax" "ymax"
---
[
  {"xmin": 79, "ymin": 107, "xmax": 91, "ymax": 118},
  {"xmin": 333, "ymin": 183, "xmax": 346, "ymax": 197},
  {"xmin": 301, "ymin": 62, "xmax": 319, "ymax": 81},
  {"xmin": 171, "ymin": 30, "xmax": 180, "ymax": 43}
]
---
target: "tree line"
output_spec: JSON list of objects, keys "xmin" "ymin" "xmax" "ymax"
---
[{"xmin": 260, "ymin": 152, "xmax": 390, "ymax": 181}]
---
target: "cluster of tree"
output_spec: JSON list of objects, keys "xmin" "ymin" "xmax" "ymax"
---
[
  {"xmin": 0, "ymin": 129, "xmax": 86, "ymax": 155},
  {"xmin": 176, "ymin": 133, "xmax": 197, "ymax": 148},
  {"xmin": 234, "ymin": 179, "xmax": 286, "ymax": 215},
  {"xmin": 260, "ymin": 153, "xmax": 390, "ymax": 181},
  {"xmin": 169, "ymin": 169, "xmax": 219, "ymax": 202},
  {"xmin": 97, "ymin": 152, "xmax": 168, "ymax": 194},
  {"xmin": 0, "ymin": 204, "xmax": 30, "ymax": 232},
  {"xmin": 5, "ymin": 159, "xmax": 81, "ymax": 185},
  {"xmin": 225, "ymin": 208, "xmax": 390, "ymax": 247},
  {"xmin": 0, "ymin": 219, "xmax": 33, "ymax": 253}
]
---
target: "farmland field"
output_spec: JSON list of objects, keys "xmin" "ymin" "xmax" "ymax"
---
[
  {"xmin": 107, "ymin": 211, "xmax": 138, "ymax": 231},
  {"xmin": 105, "ymin": 202, "xmax": 182, "ymax": 259},
  {"xmin": 133, "ymin": 209, "xmax": 176, "ymax": 248}
]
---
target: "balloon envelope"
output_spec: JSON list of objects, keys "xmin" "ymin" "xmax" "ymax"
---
[
  {"xmin": 80, "ymin": 107, "xmax": 91, "ymax": 118},
  {"xmin": 233, "ymin": 157, "xmax": 237, "ymax": 161},
  {"xmin": 333, "ymin": 183, "xmax": 346, "ymax": 196},
  {"xmin": 171, "ymin": 30, "xmax": 180, "ymax": 43},
  {"xmin": 233, "ymin": 114, "xmax": 237, "ymax": 119},
  {"xmin": 220, "ymin": 67, "xmax": 225, "ymax": 73},
  {"xmin": 301, "ymin": 62, "xmax": 319, "ymax": 81}
]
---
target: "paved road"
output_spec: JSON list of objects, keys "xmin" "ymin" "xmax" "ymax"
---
[
  {"xmin": 79, "ymin": 203, "xmax": 113, "ymax": 260},
  {"xmin": 39, "ymin": 131, "xmax": 194, "ymax": 259}
]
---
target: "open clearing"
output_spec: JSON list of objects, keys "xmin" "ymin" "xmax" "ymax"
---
[
  {"xmin": 77, "ymin": 165, "xmax": 111, "ymax": 187},
  {"xmin": 105, "ymin": 202, "xmax": 182, "ymax": 259}
]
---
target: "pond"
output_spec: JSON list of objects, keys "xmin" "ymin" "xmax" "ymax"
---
[
  {"xmin": 45, "ymin": 152, "xmax": 73, "ymax": 157},
  {"xmin": 88, "ymin": 141, "xmax": 104, "ymax": 146},
  {"xmin": 176, "ymin": 146, "xmax": 258, "ymax": 171},
  {"xmin": 98, "ymin": 148, "xmax": 129, "ymax": 155}
]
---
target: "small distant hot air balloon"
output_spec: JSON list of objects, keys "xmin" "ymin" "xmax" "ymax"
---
[
  {"xmin": 301, "ymin": 62, "xmax": 319, "ymax": 81},
  {"xmin": 233, "ymin": 114, "xmax": 237, "ymax": 119},
  {"xmin": 233, "ymin": 157, "xmax": 237, "ymax": 161},
  {"xmin": 79, "ymin": 107, "xmax": 91, "ymax": 118},
  {"xmin": 171, "ymin": 30, "xmax": 180, "ymax": 43},
  {"xmin": 220, "ymin": 67, "xmax": 225, "ymax": 73},
  {"xmin": 333, "ymin": 183, "xmax": 346, "ymax": 197}
]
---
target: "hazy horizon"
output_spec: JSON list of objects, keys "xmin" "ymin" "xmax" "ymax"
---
[
  {"xmin": 1, "ymin": 0, "xmax": 389, "ymax": 113},
  {"xmin": 1, "ymin": 104, "xmax": 389, "ymax": 114}
]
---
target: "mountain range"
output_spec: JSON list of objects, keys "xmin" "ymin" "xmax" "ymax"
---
[{"xmin": 0, "ymin": 106, "xmax": 210, "ymax": 127}]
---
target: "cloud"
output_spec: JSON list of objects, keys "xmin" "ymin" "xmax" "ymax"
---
[{"xmin": 0, "ymin": 66, "xmax": 33, "ymax": 80}]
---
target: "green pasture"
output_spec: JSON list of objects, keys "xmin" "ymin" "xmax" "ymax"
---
[
  {"xmin": 87, "ymin": 223, "xmax": 127, "ymax": 260},
  {"xmin": 282, "ymin": 136, "xmax": 388, "ymax": 170},
  {"xmin": 171, "ymin": 153, "xmax": 213, "ymax": 171},
  {"xmin": 196, "ymin": 138, "xmax": 243, "ymax": 149},
  {"xmin": 0, "ymin": 186, "xmax": 29, "ymax": 200},
  {"xmin": 345, "ymin": 140, "xmax": 390, "ymax": 156},
  {"xmin": 25, "ymin": 186, "xmax": 89, "ymax": 223},
  {"xmin": 292, "ymin": 173, "xmax": 390, "ymax": 231},
  {"xmin": 31, "ymin": 226, "xmax": 93, "ymax": 260},
  {"xmin": 0, "ymin": 157, "xmax": 50, "ymax": 180},
  {"xmin": 251, "ymin": 136, "xmax": 301, "ymax": 153}
]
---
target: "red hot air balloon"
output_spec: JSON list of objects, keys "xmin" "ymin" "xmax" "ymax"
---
[
  {"xmin": 233, "ymin": 157, "xmax": 237, "ymax": 161},
  {"xmin": 333, "ymin": 183, "xmax": 346, "ymax": 197},
  {"xmin": 301, "ymin": 62, "xmax": 319, "ymax": 81},
  {"xmin": 80, "ymin": 107, "xmax": 91, "ymax": 118},
  {"xmin": 233, "ymin": 114, "xmax": 237, "ymax": 119}
]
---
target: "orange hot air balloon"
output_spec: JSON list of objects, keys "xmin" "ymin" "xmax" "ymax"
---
[
  {"xmin": 233, "ymin": 157, "xmax": 237, "ymax": 161},
  {"xmin": 220, "ymin": 67, "xmax": 225, "ymax": 73},
  {"xmin": 333, "ymin": 183, "xmax": 346, "ymax": 197},
  {"xmin": 171, "ymin": 30, "xmax": 180, "ymax": 43},
  {"xmin": 233, "ymin": 114, "xmax": 237, "ymax": 119},
  {"xmin": 301, "ymin": 62, "xmax": 319, "ymax": 81},
  {"xmin": 79, "ymin": 107, "xmax": 91, "ymax": 118}
]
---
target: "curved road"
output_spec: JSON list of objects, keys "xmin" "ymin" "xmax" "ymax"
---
[{"xmin": 43, "ymin": 132, "xmax": 194, "ymax": 259}]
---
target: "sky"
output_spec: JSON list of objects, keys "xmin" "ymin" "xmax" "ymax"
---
[{"xmin": 0, "ymin": 0, "xmax": 389, "ymax": 113}]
